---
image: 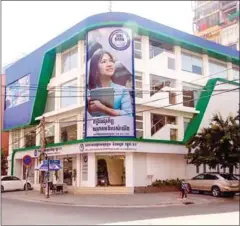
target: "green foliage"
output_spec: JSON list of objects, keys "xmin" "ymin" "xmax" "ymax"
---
[
  {"xmin": 1, "ymin": 150, "xmax": 8, "ymax": 175},
  {"xmin": 186, "ymin": 112, "xmax": 240, "ymax": 174},
  {"xmin": 151, "ymin": 178, "xmax": 182, "ymax": 187}
]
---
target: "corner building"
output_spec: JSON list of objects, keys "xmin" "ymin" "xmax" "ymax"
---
[{"xmin": 4, "ymin": 12, "xmax": 239, "ymax": 194}]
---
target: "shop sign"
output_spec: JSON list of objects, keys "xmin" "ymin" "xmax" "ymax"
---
[
  {"xmin": 79, "ymin": 141, "xmax": 138, "ymax": 152},
  {"xmin": 34, "ymin": 147, "xmax": 62, "ymax": 157}
]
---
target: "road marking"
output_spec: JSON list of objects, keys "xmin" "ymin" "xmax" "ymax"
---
[{"xmin": 102, "ymin": 211, "xmax": 240, "ymax": 225}]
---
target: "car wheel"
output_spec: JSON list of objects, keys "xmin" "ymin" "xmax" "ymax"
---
[
  {"xmin": 211, "ymin": 186, "xmax": 221, "ymax": 197},
  {"xmin": 24, "ymin": 183, "xmax": 31, "ymax": 190},
  {"xmin": 1, "ymin": 186, "xmax": 4, "ymax": 192}
]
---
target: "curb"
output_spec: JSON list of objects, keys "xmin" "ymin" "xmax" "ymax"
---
[{"xmin": 2, "ymin": 196, "xmax": 185, "ymax": 208}]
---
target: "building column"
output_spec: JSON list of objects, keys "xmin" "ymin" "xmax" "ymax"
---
[
  {"xmin": 54, "ymin": 122, "xmax": 60, "ymax": 143},
  {"xmin": 19, "ymin": 129, "xmax": 24, "ymax": 148},
  {"xmin": 227, "ymin": 62, "xmax": 233, "ymax": 81},
  {"xmin": 125, "ymin": 152, "xmax": 134, "ymax": 187},
  {"xmin": 143, "ymin": 111, "xmax": 151, "ymax": 139},
  {"xmin": 87, "ymin": 153, "xmax": 96, "ymax": 187},
  {"xmin": 76, "ymin": 154, "xmax": 81, "ymax": 187},
  {"xmin": 77, "ymin": 114, "xmax": 82, "ymax": 140},
  {"xmin": 35, "ymin": 126, "xmax": 41, "ymax": 146},
  {"xmin": 177, "ymin": 116, "xmax": 184, "ymax": 141}
]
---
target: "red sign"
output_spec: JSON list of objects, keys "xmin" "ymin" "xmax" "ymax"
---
[{"xmin": 22, "ymin": 155, "xmax": 32, "ymax": 167}]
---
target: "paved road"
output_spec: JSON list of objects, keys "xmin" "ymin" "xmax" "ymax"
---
[{"xmin": 2, "ymin": 198, "xmax": 239, "ymax": 225}]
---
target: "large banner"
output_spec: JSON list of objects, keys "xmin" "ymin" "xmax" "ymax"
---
[{"xmin": 85, "ymin": 27, "xmax": 136, "ymax": 138}]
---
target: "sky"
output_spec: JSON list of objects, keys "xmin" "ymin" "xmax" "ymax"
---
[{"xmin": 2, "ymin": 1, "xmax": 193, "ymax": 67}]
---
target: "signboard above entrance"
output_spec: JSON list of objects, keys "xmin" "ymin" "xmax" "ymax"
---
[{"xmin": 79, "ymin": 141, "xmax": 138, "ymax": 152}]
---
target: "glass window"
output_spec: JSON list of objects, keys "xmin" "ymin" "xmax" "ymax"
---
[
  {"xmin": 60, "ymin": 117, "xmax": 77, "ymax": 142},
  {"xmin": 184, "ymin": 118, "xmax": 190, "ymax": 132},
  {"xmin": 61, "ymin": 47, "xmax": 78, "ymax": 73},
  {"xmin": 170, "ymin": 128, "xmax": 177, "ymax": 141},
  {"xmin": 181, "ymin": 52, "xmax": 203, "ymax": 75},
  {"xmin": 45, "ymin": 124, "xmax": 55, "ymax": 145},
  {"xmin": 183, "ymin": 85, "xmax": 201, "ymax": 107},
  {"xmin": 12, "ymin": 129, "xmax": 20, "ymax": 149},
  {"xmin": 149, "ymin": 39, "xmax": 174, "ymax": 59},
  {"xmin": 135, "ymin": 72, "xmax": 143, "ymax": 98},
  {"xmin": 24, "ymin": 127, "xmax": 36, "ymax": 148},
  {"xmin": 136, "ymin": 113, "xmax": 143, "ymax": 138},
  {"xmin": 209, "ymin": 60, "xmax": 228, "ymax": 79},
  {"xmin": 232, "ymin": 67, "xmax": 239, "ymax": 82},
  {"xmin": 204, "ymin": 174, "xmax": 218, "ymax": 180},
  {"xmin": 134, "ymin": 37, "xmax": 142, "ymax": 59},
  {"xmin": 150, "ymin": 74, "xmax": 175, "ymax": 96},
  {"xmin": 220, "ymin": 174, "xmax": 238, "ymax": 180},
  {"xmin": 51, "ymin": 63, "xmax": 56, "ymax": 78},
  {"xmin": 193, "ymin": 174, "xmax": 204, "ymax": 180},
  {"xmin": 61, "ymin": 79, "xmax": 78, "ymax": 108},
  {"xmin": 44, "ymin": 91, "xmax": 55, "ymax": 113},
  {"xmin": 168, "ymin": 57, "xmax": 175, "ymax": 70}
]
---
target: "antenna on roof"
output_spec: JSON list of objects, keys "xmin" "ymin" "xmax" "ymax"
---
[{"xmin": 108, "ymin": 1, "xmax": 112, "ymax": 12}]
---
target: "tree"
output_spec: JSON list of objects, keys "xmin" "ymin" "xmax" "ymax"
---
[
  {"xmin": 1, "ymin": 150, "xmax": 8, "ymax": 175},
  {"xmin": 186, "ymin": 112, "xmax": 240, "ymax": 174}
]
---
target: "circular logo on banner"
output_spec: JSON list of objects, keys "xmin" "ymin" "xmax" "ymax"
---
[
  {"xmin": 109, "ymin": 29, "xmax": 130, "ymax": 51},
  {"xmin": 79, "ymin": 143, "xmax": 84, "ymax": 152},
  {"xmin": 83, "ymin": 155, "xmax": 88, "ymax": 163}
]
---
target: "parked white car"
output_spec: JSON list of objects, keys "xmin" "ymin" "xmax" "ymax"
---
[{"xmin": 1, "ymin": 176, "xmax": 32, "ymax": 192}]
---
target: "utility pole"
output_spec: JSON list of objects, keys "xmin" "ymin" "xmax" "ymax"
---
[{"xmin": 39, "ymin": 117, "xmax": 46, "ymax": 194}]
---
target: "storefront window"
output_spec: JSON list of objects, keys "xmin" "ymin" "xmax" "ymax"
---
[
  {"xmin": 63, "ymin": 157, "xmax": 73, "ymax": 185},
  {"xmin": 60, "ymin": 117, "xmax": 77, "ymax": 142}
]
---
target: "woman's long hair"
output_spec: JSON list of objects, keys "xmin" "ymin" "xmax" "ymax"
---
[{"xmin": 88, "ymin": 50, "xmax": 114, "ymax": 90}]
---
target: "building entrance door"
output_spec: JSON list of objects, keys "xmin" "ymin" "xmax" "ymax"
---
[{"xmin": 96, "ymin": 155, "xmax": 125, "ymax": 187}]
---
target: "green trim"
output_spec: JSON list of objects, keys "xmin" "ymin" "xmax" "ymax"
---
[
  {"xmin": 228, "ymin": 11, "xmax": 240, "ymax": 21},
  {"xmin": 30, "ymin": 50, "xmax": 56, "ymax": 124},
  {"xmin": 183, "ymin": 78, "xmax": 240, "ymax": 143},
  {"xmin": 10, "ymin": 137, "xmax": 183, "ymax": 175}
]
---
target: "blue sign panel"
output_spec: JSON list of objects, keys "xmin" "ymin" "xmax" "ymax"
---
[{"xmin": 22, "ymin": 155, "xmax": 32, "ymax": 167}]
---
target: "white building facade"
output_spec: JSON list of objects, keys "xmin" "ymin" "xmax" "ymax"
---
[{"xmin": 6, "ymin": 12, "xmax": 239, "ymax": 194}]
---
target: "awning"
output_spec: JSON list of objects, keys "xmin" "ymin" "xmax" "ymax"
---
[{"xmin": 35, "ymin": 160, "xmax": 62, "ymax": 171}]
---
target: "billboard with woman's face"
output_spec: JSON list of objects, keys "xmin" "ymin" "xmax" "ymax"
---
[{"xmin": 85, "ymin": 27, "xmax": 136, "ymax": 138}]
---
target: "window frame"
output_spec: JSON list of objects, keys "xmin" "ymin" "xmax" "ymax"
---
[{"xmin": 61, "ymin": 46, "xmax": 78, "ymax": 73}]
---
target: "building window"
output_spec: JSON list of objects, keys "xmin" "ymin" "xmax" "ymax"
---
[
  {"xmin": 181, "ymin": 52, "xmax": 203, "ymax": 75},
  {"xmin": 169, "ymin": 92, "xmax": 177, "ymax": 105},
  {"xmin": 183, "ymin": 85, "xmax": 201, "ymax": 107},
  {"xmin": 51, "ymin": 63, "xmax": 56, "ymax": 78},
  {"xmin": 61, "ymin": 46, "xmax": 78, "ymax": 73},
  {"xmin": 44, "ymin": 91, "xmax": 55, "ymax": 113},
  {"xmin": 209, "ymin": 60, "xmax": 228, "ymax": 79},
  {"xmin": 12, "ymin": 130, "xmax": 20, "ymax": 150},
  {"xmin": 232, "ymin": 67, "xmax": 239, "ymax": 82},
  {"xmin": 45, "ymin": 124, "xmax": 55, "ymax": 145},
  {"xmin": 151, "ymin": 114, "xmax": 176, "ymax": 136},
  {"xmin": 149, "ymin": 39, "xmax": 174, "ymax": 59},
  {"xmin": 134, "ymin": 36, "xmax": 142, "ymax": 59},
  {"xmin": 60, "ymin": 117, "xmax": 77, "ymax": 142},
  {"xmin": 184, "ymin": 118, "xmax": 191, "ymax": 132},
  {"xmin": 24, "ymin": 127, "xmax": 36, "ymax": 148},
  {"xmin": 135, "ymin": 72, "xmax": 143, "ymax": 98},
  {"xmin": 150, "ymin": 74, "xmax": 175, "ymax": 96},
  {"xmin": 168, "ymin": 57, "xmax": 175, "ymax": 70},
  {"xmin": 61, "ymin": 79, "xmax": 78, "ymax": 108},
  {"xmin": 170, "ymin": 128, "xmax": 178, "ymax": 141},
  {"xmin": 136, "ymin": 113, "xmax": 143, "ymax": 138}
]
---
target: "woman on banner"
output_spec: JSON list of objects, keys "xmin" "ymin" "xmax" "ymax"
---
[{"xmin": 87, "ymin": 50, "xmax": 133, "ymax": 117}]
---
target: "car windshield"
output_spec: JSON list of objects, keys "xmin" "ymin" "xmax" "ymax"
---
[{"xmin": 220, "ymin": 174, "xmax": 238, "ymax": 180}]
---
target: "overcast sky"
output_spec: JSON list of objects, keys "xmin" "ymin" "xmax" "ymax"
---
[{"xmin": 2, "ymin": 1, "xmax": 193, "ymax": 67}]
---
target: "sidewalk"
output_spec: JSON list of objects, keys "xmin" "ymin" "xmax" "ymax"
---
[{"xmin": 2, "ymin": 190, "xmax": 238, "ymax": 207}]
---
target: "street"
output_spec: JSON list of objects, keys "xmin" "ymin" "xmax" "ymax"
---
[{"xmin": 2, "ymin": 197, "xmax": 239, "ymax": 225}]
